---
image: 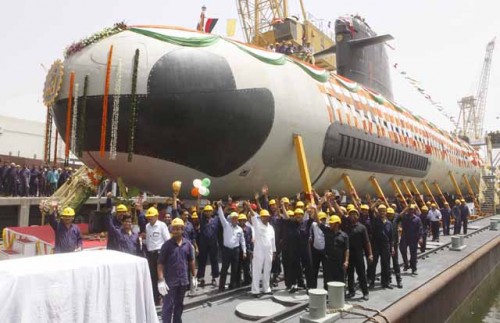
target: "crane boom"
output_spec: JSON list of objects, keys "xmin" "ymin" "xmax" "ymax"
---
[
  {"xmin": 236, "ymin": 0, "xmax": 285, "ymax": 45},
  {"xmin": 456, "ymin": 38, "xmax": 495, "ymax": 141},
  {"xmin": 475, "ymin": 37, "xmax": 495, "ymax": 139}
]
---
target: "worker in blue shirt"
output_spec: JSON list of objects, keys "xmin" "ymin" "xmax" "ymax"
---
[
  {"xmin": 237, "ymin": 213, "xmax": 253, "ymax": 286},
  {"xmin": 196, "ymin": 205, "xmax": 220, "ymax": 287},
  {"xmin": 452, "ymin": 199, "xmax": 462, "ymax": 234},
  {"xmin": 158, "ymin": 218, "xmax": 196, "ymax": 323},
  {"xmin": 48, "ymin": 206, "xmax": 82, "ymax": 253},
  {"xmin": 399, "ymin": 204, "xmax": 423, "ymax": 275},
  {"xmin": 440, "ymin": 202, "xmax": 451, "ymax": 236},
  {"xmin": 105, "ymin": 211, "xmax": 140, "ymax": 255},
  {"xmin": 459, "ymin": 199, "xmax": 470, "ymax": 234},
  {"xmin": 105, "ymin": 193, "xmax": 128, "ymax": 251},
  {"xmin": 370, "ymin": 204, "xmax": 394, "ymax": 289}
]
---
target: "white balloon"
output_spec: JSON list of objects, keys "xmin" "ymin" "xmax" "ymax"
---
[
  {"xmin": 193, "ymin": 179, "xmax": 202, "ymax": 188},
  {"xmin": 198, "ymin": 186, "xmax": 208, "ymax": 195}
]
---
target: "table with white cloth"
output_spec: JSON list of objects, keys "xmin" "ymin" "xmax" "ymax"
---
[{"xmin": 0, "ymin": 250, "xmax": 159, "ymax": 323}]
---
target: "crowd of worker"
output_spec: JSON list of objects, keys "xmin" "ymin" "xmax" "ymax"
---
[
  {"xmin": 268, "ymin": 41, "xmax": 315, "ymax": 64},
  {"xmin": 48, "ymin": 186, "xmax": 473, "ymax": 323},
  {"xmin": 0, "ymin": 161, "xmax": 74, "ymax": 197}
]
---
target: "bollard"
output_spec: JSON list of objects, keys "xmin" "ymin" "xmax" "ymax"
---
[
  {"xmin": 327, "ymin": 282, "xmax": 345, "ymax": 310},
  {"xmin": 451, "ymin": 235, "xmax": 466, "ymax": 251},
  {"xmin": 490, "ymin": 218, "xmax": 500, "ymax": 231},
  {"xmin": 308, "ymin": 289, "xmax": 327, "ymax": 319}
]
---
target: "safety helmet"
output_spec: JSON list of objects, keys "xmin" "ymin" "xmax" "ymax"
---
[
  {"xmin": 145, "ymin": 207, "xmax": 159, "ymax": 217},
  {"xmin": 421, "ymin": 206, "xmax": 429, "ymax": 212},
  {"xmin": 360, "ymin": 204, "xmax": 369, "ymax": 211},
  {"xmin": 378, "ymin": 204, "xmax": 387, "ymax": 210},
  {"xmin": 229, "ymin": 212, "xmax": 238, "ymax": 218},
  {"xmin": 328, "ymin": 215, "xmax": 341, "ymax": 224},
  {"xmin": 61, "ymin": 207, "xmax": 75, "ymax": 217},
  {"xmin": 294, "ymin": 208, "xmax": 304, "ymax": 215},
  {"xmin": 259, "ymin": 209, "xmax": 270, "ymax": 217},
  {"xmin": 191, "ymin": 212, "xmax": 199, "ymax": 219},
  {"xmin": 387, "ymin": 207, "xmax": 395, "ymax": 214},
  {"xmin": 116, "ymin": 204, "xmax": 128, "ymax": 213},
  {"xmin": 203, "ymin": 205, "xmax": 214, "ymax": 212},
  {"xmin": 347, "ymin": 204, "xmax": 355, "ymax": 211},
  {"xmin": 287, "ymin": 210, "xmax": 295, "ymax": 217},
  {"xmin": 281, "ymin": 197, "xmax": 290, "ymax": 204},
  {"xmin": 269, "ymin": 199, "xmax": 276, "ymax": 206},
  {"xmin": 296, "ymin": 201, "xmax": 305, "ymax": 208},
  {"xmin": 318, "ymin": 212, "xmax": 327, "ymax": 220},
  {"xmin": 455, "ymin": 199, "xmax": 461, "ymax": 204},
  {"xmin": 238, "ymin": 214, "xmax": 247, "ymax": 221},
  {"xmin": 172, "ymin": 218, "xmax": 185, "ymax": 227}
]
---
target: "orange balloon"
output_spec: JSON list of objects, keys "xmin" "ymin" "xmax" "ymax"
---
[{"xmin": 191, "ymin": 187, "xmax": 199, "ymax": 197}]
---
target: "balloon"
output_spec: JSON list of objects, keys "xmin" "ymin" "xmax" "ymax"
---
[
  {"xmin": 202, "ymin": 178, "xmax": 211, "ymax": 187},
  {"xmin": 172, "ymin": 181, "xmax": 182, "ymax": 193},
  {"xmin": 198, "ymin": 186, "xmax": 208, "ymax": 196},
  {"xmin": 191, "ymin": 187, "xmax": 199, "ymax": 197},
  {"xmin": 193, "ymin": 179, "xmax": 202, "ymax": 188},
  {"xmin": 202, "ymin": 188, "xmax": 210, "ymax": 197}
]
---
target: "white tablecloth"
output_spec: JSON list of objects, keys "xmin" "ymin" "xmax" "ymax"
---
[{"xmin": 0, "ymin": 250, "xmax": 159, "ymax": 323}]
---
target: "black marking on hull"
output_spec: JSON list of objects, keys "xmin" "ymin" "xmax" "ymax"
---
[
  {"xmin": 53, "ymin": 48, "xmax": 275, "ymax": 177},
  {"xmin": 322, "ymin": 123, "xmax": 430, "ymax": 178}
]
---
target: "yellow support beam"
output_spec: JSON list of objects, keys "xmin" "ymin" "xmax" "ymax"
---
[
  {"xmin": 342, "ymin": 174, "xmax": 361, "ymax": 208},
  {"xmin": 293, "ymin": 134, "xmax": 313, "ymax": 201},
  {"xmin": 448, "ymin": 171, "xmax": 464, "ymax": 199},
  {"xmin": 421, "ymin": 180, "xmax": 438, "ymax": 205},
  {"xmin": 369, "ymin": 176, "xmax": 388, "ymax": 206},
  {"xmin": 407, "ymin": 179, "xmax": 426, "ymax": 206},
  {"xmin": 462, "ymin": 174, "xmax": 481, "ymax": 215},
  {"xmin": 389, "ymin": 178, "xmax": 408, "ymax": 207},
  {"xmin": 432, "ymin": 181, "xmax": 447, "ymax": 204},
  {"xmin": 400, "ymin": 179, "xmax": 420, "ymax": 212},
  {"xmin": 471, "ymin": 175, "xmax": 480, "ymax": 194}
]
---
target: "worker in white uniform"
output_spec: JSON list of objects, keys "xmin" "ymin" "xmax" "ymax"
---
[{"xmin": 248, "ymin": 206, "xmax": 276, "ymax": 297}]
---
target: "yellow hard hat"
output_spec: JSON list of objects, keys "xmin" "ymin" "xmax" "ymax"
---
[
  {"xmin": 294, "ymin": 208, "xmax": 304, "ymax": 215},
  {"xmin": 61, "ymin": 207, "xmax": 75, "ymax": 217},
  {"xmin": 318, "ymin": 212, "xmax": 327, "ymax": 220},
  {"xmin": 409, "ymin": 204, "xmax": 416, "ymax": 209},
  {"xmin": 203, "ymin": 205, "xmax": 214, "ymax": 212},
  {"xmin": 455, "ymin": 199, "xmax": 461, "ymax": 204},
  {"xmin": 229, "ymin": 212, "xmax": 238, "ymax": 218},
  {"xmin": 444, "ymin": 202, "xmax": 449, "ymax": 205},
  {"xmin": 347, "ymin": 204, "xmax": 355, "ymax": 211},
  {"xmin": 259, "ymin": 209, "xmax": 270, "ymax": 217},
  {"xmin": 378, "ymin": 204, "xmax": 387, "ymax": 210},
  {"xmin": 116, "ymin": 204, "xmax": 128, "ymax": 212},
  {"xmin": 172, "ymin": 218, "xmax": 184, "ymax": 227},
  {"xmin": 287, "ymin": 210, "xmax": 295, "ymax": 217},
  {"xmin": 348, "ymin": 208, "xmax": 359, "ymax": 216},
  {"xmin": 191, "ymin": 212, "xmax": 199, "ymax": 219},
  {"xmin": 426, "ymin": 201, "xmax": 431, "ymax": 205},
  {"xmin": 281, "ymin": 197, "xmax": 290, "ymax": 204},
  {"xmin": 387, "ymin": 207, "xmax": 395, "ymax": 214},
  {"xmin": 238, "ymin": 214, "xmax": 247, "ymax": 221},
  {"xmin": 460, "ymin": 199, "xmax": 465, "ymax": 203},
  {"xmin": 431, "ymin": 203, "xmax": 436, "ymax": 207},
  {"xmin": 360, "ymin": 204, "xmax": 369, "ymax": 210},
  {"xmin": 269, "ymin": 199, "xmax": 276, "ymax": 205},
  {"xmin": 296, "ymin": 201, "xmax": 305, "ymax": 208},
  {"xmin": 328, "ymin": 215, "xmax": 341, "ymax": 224},
  {"xmin": 421, "ymin": 206, "xmax": 428, "ymax": 211},
  {"xmin": 145, "ymin": 207, "xmax": 159, "ymax": 217}
]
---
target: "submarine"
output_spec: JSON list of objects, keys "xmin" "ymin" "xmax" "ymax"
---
[{"xmin": 46, "ymin": 17, "xmax": 481, "ymax": 198}]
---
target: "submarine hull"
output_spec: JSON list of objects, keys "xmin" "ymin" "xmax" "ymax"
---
[{"xmin": 52, "ymin": 26, "xmax": 479, "ymax": 197}]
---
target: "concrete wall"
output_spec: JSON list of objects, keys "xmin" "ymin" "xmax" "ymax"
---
[{"xmin": 379, "ymin": 236, "xmax": 500, "ymax": 323}]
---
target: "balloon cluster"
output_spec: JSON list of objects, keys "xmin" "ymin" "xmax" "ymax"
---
[{"xmin": 191, "ymin": 178, "xmax": 211, "ymax": 197}]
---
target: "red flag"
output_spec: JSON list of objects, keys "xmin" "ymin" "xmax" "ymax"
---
[{"xmin": 205, "ymin": 18, "xmax": 218, "ymax": 33}]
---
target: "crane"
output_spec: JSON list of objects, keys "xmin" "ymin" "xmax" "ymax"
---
[
  {"xmin": 456, "ymin": 38, "xmax": 495, "ymax": 141},
  {"xmin": 235, "ymin": 0, "xmax": 336, "ymax": 70}
]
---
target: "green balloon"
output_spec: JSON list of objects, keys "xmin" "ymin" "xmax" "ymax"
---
[
  {"xmin": 202, "ymin": 178, "xmax": 211, "ymax": 187},
  {"xmin": 203, "ymin": 188, "xmax": 210, "ymax": 196}
]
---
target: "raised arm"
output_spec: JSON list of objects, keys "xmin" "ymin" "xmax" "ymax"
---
[{"xmin": 217, "ymin": 203, "xmax": 229, "ymax": 228}]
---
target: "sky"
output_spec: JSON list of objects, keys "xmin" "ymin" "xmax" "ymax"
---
[{"xmin": 0, "ymin": 0, "xmax": 499, "ymax": 134}]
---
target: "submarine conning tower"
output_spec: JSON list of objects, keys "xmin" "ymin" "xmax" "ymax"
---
[{"xmin": 335, "ymin": 15, "xmax": 394, "ymax": 100}]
